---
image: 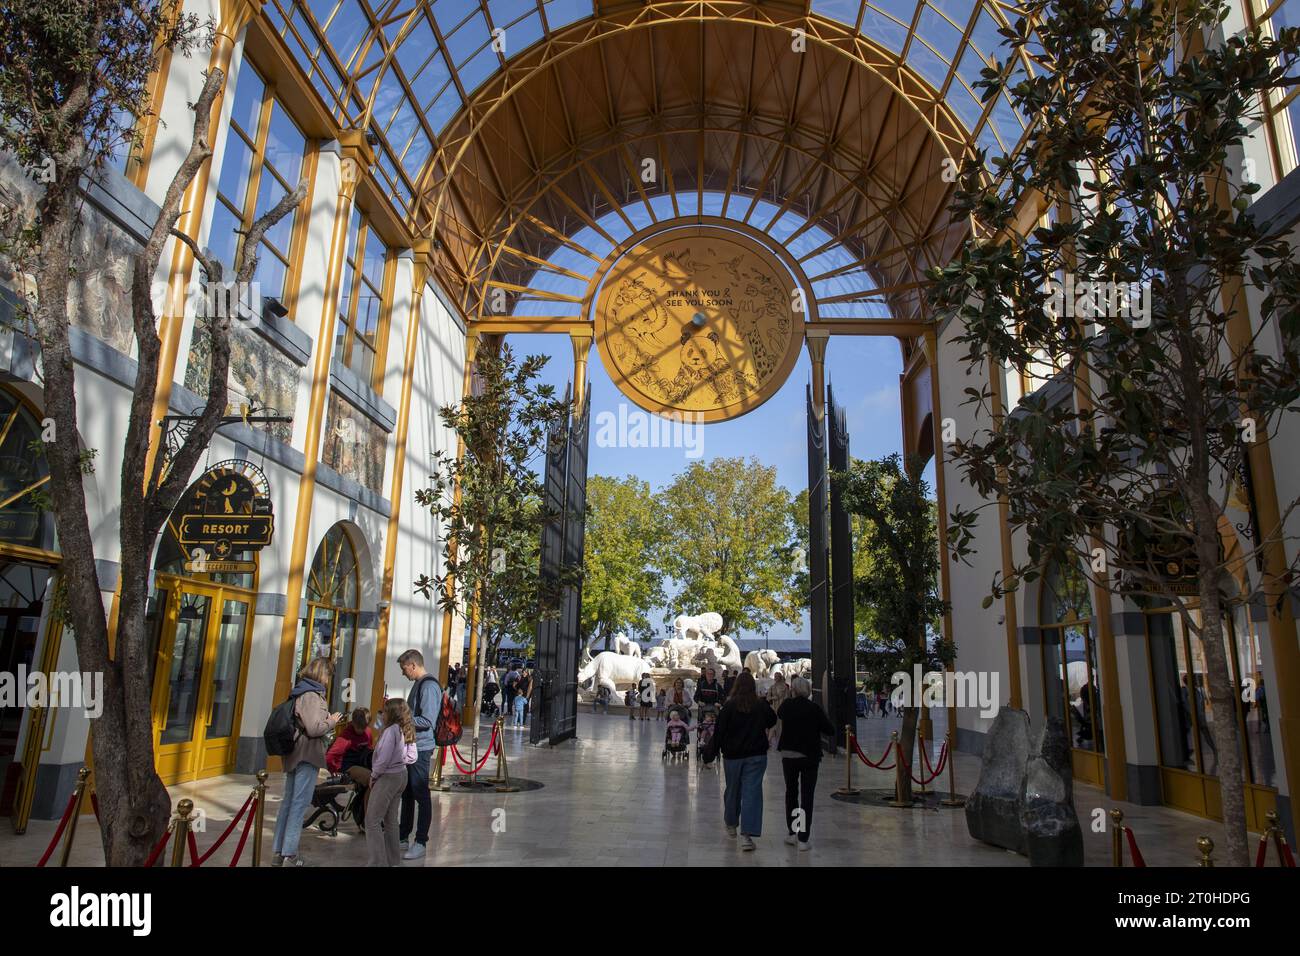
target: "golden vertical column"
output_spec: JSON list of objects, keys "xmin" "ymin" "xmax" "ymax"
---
[
  {"xmin": 570, "ymin": 328, "xmax": 593, "ymax": 416},
  {"xmin": 369, "ymin": 242, "xmax": 433, "ymax": 713},
  {"xmin": 924, "ymin": 331, "xmax": 961, "ymax": 740},
  {"xmin": 805, "ymin": 329, "xmax": 829, "ymax": 418},
  {"xmin": 142, "ymin": 0, "xmax": 265, "ymax": 486},
  {"xmin": 273, "ymin": 132, "xmax": 373, "ymax": 704},
  {"xmin": 437, "ymin": 330, "xmax": 480, "ymax": 685}
]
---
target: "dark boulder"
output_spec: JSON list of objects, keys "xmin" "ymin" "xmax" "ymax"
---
[
  {"xmin": 964, "ymin": 707, "xmax": 1030, "ymax": 854},
  {"xmin": 1021, "ymin": 717, "xmax": 1084, "ymax": 866}
]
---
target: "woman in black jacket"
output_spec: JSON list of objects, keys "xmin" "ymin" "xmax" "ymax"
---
[
  {"xmin": 775, "ymin": 675, "xmax": 835, "ymax": 850},
  {"xmin": 703, "ymin": 672, "xmax": 776, "ymax": 851}
]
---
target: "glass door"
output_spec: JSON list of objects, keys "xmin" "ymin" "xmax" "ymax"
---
[{"xmin": 152, "ymin": 582, "xmax": 253, "ymax": 784}]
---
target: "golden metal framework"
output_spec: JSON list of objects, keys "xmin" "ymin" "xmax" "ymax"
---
[{"xmin": 259, "ymin": 1, "xmax": 1042, "ymax": 334}]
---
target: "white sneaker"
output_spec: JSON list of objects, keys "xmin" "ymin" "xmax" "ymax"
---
[
  {"xmin": 740, "ymin": 835, "xmax": 756, "ymax": 851},
  {"xmin": 725, "ymin": 825, "xmax": 737, "ymax": 838},
  {"xmin": 797, "ymin": 840, "xmax": 811, "ymax": 852},
  {"xmin": 403, "ymin": 842, "xmax": 426, "ymax": 860},
  {"xmin": 784, "ymin": 834, "xmax": 797, "ymax": 846}
]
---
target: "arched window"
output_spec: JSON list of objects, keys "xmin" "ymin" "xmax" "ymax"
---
[
  {"xmin": 1039, "ymin": 561, "xmax": 1105, "ymax": 781},
  {"xmin": 297, "ymin": 524, "xmax": 360, "ymax": 712}
]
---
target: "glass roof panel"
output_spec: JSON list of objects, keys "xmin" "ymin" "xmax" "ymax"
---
[
  {"xmin": 542, "ymin": 0, "xmax": 593, "ymax": 30},
  {"xmin": 446, "ymin": 12, "xmax": 491, "ymax": 67},
  {"xmin": 489, "ymin": 0, "xmax": 536, "ymax": 26},
  {"xmin": 859, "ymin": 6, "xmax": 909, "ymax": 53},
  {"xmin": 810, "ymin": 0, "xmax": 861, "ymax": 27}
]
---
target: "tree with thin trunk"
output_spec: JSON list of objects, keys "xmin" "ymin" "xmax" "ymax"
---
[
  {"xmin": 0, "ymin": 2, "xmax": 305, "ymax": 864},
  {"xmin": 838, "ymin": 454, "xmax": 951, "ymax": 801},
  {"xmin": 930, "ymin": 0, "xmax": 1300, "ymax": 864},
  {"xmin": 581, "ymin": 474, "xmax": 666, "ymax": 650},
  {"xmin": 415, "ymin": 342, "xmax": 570, "ymax": 739}
]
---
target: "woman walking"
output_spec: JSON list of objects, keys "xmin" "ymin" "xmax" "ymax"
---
[
  {"xmin": 637, "ymin": 672, "xmax": 655, "ymax": 720},
  {"xmin": 776, "ymin": 676, "xmax": 835, "ymax": 851},
  {"xmin": 366, "ymin": 698, "xmax": 418, "ymax": 866},
  {"xmin": 272, "ymin": 657, "xmax": 340, "ymax": 867},
  {"xmin": 703, "ymin": 672, "xmax": 776, "ymax": 851}
]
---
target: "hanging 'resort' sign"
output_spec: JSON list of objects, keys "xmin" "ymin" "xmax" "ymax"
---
[{"xmin": 174, "ymin": 459, "xmax": 274, "ymax": 561}]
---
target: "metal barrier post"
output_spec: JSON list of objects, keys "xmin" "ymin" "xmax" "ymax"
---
[{"xmin": 56, "ymin": 767, "xmax": 91, "ymax": 867}]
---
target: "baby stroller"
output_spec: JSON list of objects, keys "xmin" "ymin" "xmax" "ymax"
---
[
  {"xmin": 695, "ymin": 705, "xmax": 719, "ymax": 765},
  {"xmin": 305, "ymin": 771, "xmax": 365, "ymax": 835},
  {"xmin": 482, "ymin": 680, "xmax": 500, "ymax": 719},
  {"xmin": 661, "ymin": 709, "xmax": 691, "ymax": 762}
]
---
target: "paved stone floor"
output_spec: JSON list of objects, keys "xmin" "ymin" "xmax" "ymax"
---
[{"xmin": 1, "ymin": 709, "xmax": 1267, "ymax": 866}]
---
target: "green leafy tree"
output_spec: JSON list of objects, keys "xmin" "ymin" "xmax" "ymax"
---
[
  {"xmin": 0, "ymin": 2, "xmax": 305, "ymax": 864},
  {"xmin": 415, "ymin": 343, "xmax": 570, "ymax": 740},
  {"xmin": 930, "ymin": 0, "xmax": 1300, "ymax": 863},
  {"xmin": 658, "ymin": 456, "xmax": 800, "ymax": 637},
  {"xmin": 581, "ymin": 474, "xmax": 665, "ymax": 649},
  {"xmin": 838, "ymin": 454, "xmax": 951, "ymax": 801}
]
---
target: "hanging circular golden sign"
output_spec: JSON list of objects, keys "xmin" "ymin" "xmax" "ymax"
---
[{"xmin": 592, "ymin": 226, "xmax": 804, "ymax": 423}]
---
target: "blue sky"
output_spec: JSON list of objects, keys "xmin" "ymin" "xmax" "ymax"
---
[{"xmin": 505, "ymin": 331, "xmax": 926, "ymax": 641}]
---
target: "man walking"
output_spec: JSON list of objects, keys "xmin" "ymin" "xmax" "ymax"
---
[{"xmin": 397, "ymin": 649, "xmax": 441, "ymax": 861}]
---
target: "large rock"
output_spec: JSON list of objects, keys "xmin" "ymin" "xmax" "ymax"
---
[
  {"xmin": 1021, "ymin": 717, "xmax": 1084, "ymax": 866},
  {"xmin": 964, "ymin": 707, "xmax": 1030, "ymax": 854}
]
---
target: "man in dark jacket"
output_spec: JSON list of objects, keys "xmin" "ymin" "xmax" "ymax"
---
[
  {"xmin": 775, "ymin": 675, "xmax": 835, "ymax": 850},
  {"xmin": 398, "ymin": 649, "xmax": 442, "ymax": 860}
]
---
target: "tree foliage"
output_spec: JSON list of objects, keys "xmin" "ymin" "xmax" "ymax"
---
[
  {"xmin": 581, "ymin": 474, "xmax": 665, "ymax": 646},
  {"xmin": 415, "ymin": 343, "xmax": 570, "ymax": 707},
  {"xmin": 658, "ymin": 456, "xmax": 800, "ymax": 637},
  {"xmin": 928, "ymin": 0, "xmax": 1300, "ymax": 864}
]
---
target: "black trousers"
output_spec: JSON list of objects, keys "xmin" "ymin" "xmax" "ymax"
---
[{"xmin": 782, "ymin": 756, "xmax": 820, "ymax": 843}]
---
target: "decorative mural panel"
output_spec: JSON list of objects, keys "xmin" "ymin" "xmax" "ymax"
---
[
  {"xmin": 184, "ymin": 324, "xmax": 298, "ymax": 444},
  {"xmin": 593, "ymin": 227, "xmax": 803, "ymax": 423},
  {"xmin": 322, "ymin": 391, "xmax": 385, "ymax": 494},
  {"xmin": 0, "ymin": 157, "xmax": 135, "ymax": 354}
]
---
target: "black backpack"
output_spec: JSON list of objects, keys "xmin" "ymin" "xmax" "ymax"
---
[{"xmin": 264, "ymin": 696, "xmax": 300, "ymax": 756}]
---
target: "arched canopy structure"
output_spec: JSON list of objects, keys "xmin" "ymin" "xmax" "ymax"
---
[{"xmin": 261, "ymin": 0, "xmax": 1040, "ymax": 328}]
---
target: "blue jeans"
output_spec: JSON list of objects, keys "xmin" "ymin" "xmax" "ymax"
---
[
  {"xmin": 399, "ymin": 749, "xmax": 433, "ymax": 846},
  {"xmin": 272, "ymin": 762, "xmax": 318, "ymax": 857},
  {"xmin": 723, "ymin": 754, "xmax": 768, "ymax": 836},
  {"xmin": 513, "ymin": 694, "xmax": 527, "ymax": 725}
]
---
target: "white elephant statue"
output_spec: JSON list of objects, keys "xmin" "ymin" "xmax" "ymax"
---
[
  {"xmin": 578, "ymin": 651, "xmax": 655, "ymax": 696},
  {"xmin": 744, "ymin": 649, "xmax": 780, "ymax": 677},
  {"xmin": 673, "ymin": 612, "xmax": 723, "ymax": 642},
  {"xmin": 612, "ymin": 631, "xmax": 642, "ymax": 658}
]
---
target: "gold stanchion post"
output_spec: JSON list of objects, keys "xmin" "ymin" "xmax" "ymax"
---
[
  {"xmin": 1197, "ymin": 836, "xmax": 1214, "ymax": 868},
  {"xmin": 494, "ymin": 717, "xmax": 520, "ymax": 793},
  {"xmin": 253, "ymin": 771, "xmax": 267, "ymax": 867},
  {"xmin": 170, "ymin": 800, "xmax": 194, "ymax": 867},
  {"xmin": 432, "ymin": 746, "xmax": 450, "ymax": 791},
  {"xmin": 835, "ymin": 725, "xmax": 860, "ymax": 796},
  {"xmin": 57, "ymin": 767, "xmax": 90, "ymax": 867},
  {"xmin": 1266, "ymin": 809, "xmax": 1292, "ymax": 865},
  {"xmin": 888, "ymin": 731, "xmax": 910, "ymax": 807},
  {"xmin": 1111, "ymin": 809, "xmax": 1124, "ymax": 867},
  {"xmin": 941, "ymin": 732, "xmax": 964, "ymax": 807}
]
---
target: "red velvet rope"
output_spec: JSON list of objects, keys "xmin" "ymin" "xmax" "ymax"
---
[
  {"xmin": 1283, "ymin": 841, "xmax": 1296, "ymax": 868},
  {"xmin": 849, "ymin": 735, "xmax": 895, "ymax": 770},
  {"xmin": 189, "ymin": 793, "xmax": 255, "ymax": 867},
  {"xmin": 1256, "ymin": 835, "xmax": 1268, "ymax": 868},
  {"xmin": 90, "ymin": 793, "xmax": 100, "ymax": 821},
  {"xmin": 1123, "ymin": 827, "xmax": 1146, "ymax": 867},
  {"xmin": 35, "ymin": 790, "xmax": 79, "ymax": 867},
  {"xmin": 186, "ymin": 830, "xmax": 200, "ymax": 866},
  {"xmin": 903, "ymin": 741, "xmax": 947, "ymax": 786},
  {"xmin": 1256, "ymin": 834, "xmax": 1297, "ymax": 868},
  {"xmin": 142, "ymin": 828, "xmax": 172, "ymax": 868},
  {"xmin": 229, "ymin": 798, "xmax": 257, "ymax": 867},
  {"xmin": 450, "ymin": 725, "xmax": 500, "ymax": 774}
]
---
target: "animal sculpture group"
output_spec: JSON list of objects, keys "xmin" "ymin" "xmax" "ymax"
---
[{"xmin": 578, "ymin": 613, "xmax": 746, "ymax": 697}]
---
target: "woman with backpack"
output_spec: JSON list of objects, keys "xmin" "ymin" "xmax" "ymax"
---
[
  {"xmin": 272, "ymin": 657, "xmax": 340, "ymax": 867},
  {"xmin": 366, "ymin": 697, "xmax": 418, "ymax": 866},
  {"xmin": 702, "ymin": 671, "xmax": 776, "ymax": 851}
]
